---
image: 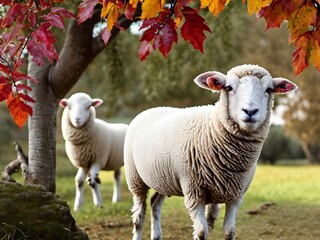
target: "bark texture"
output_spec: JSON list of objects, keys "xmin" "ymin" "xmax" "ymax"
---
[{"xmin": 26, "ymin": 9, "xmax": 141, "ymax": 192}]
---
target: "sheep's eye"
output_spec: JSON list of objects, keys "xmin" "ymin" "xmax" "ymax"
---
[
  {"xmin": 266, "ymin": 87, "xmax": 273, "ymax": 94},
  {"xmin": 226, "ymin": 86, "xmax": 233, "ymax": 92}
]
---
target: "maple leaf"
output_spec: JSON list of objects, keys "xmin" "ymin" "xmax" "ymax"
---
[
  {"xmin": 101, "ymin": 27, "xmax": 112, "ymax": 45},
  {"xmin": 200, "ymin": 0, "xmax": 228, "ymax": 17},
  {"xmin": 0, "ymin": 81, "xmax": 12, "ymax": 102},
  {"xmin": 258, "ymin": 0, "xmax": 298, "ymax": 29},
  {"xmin": 139, "ymin": 9, "xmax": 178, "ymax": 60},
  {"xmin": 141, "ymin": 0, "xmax": 165, "ymax": 19},
  {"xmin": 288, "ymin": 2, "xmax": 316, "ymax": 43},
  {"xmin": 292, "ymin": 31, "xmax": 311, "ymax": 76},
  {"xmin": 180, "ymin": 6, "xmax": 211, "ymax": 53},
  {"xmin": 6, "ymin": 93, "xmax": 32, "ymax": 129},
  {"xmin": 247, "ymin": 0, "xmax": 272, "ymax": 15},
  {"xmin": 101, "ymin": 1, "xmax": 122, "ymax": 31},
  {"xmin": 124, "ymin": 2, "xmax": 136, "ymax": 20},
  {"xmin": 78, "ymin": 0, "xmax": 100, "ymax": 24}
]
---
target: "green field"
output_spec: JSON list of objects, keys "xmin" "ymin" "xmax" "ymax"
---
[
  {"xmin": 53, "ymin": 156, "xmax": 320, "ymax": 240},
  {"xmin": 3, "ymin": 155, "xmax": 320, "ymax": 240}
]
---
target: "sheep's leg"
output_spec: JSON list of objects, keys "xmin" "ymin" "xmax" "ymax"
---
[
  {"xmin": 131, "ymin": 191, "xmax": 148, "ymax": 240},
  {"xmin": 150, "ymin": 192, "xmax": 166, "ymax": 240},
  {"xmin": 87, "ymin": 163, "xmax": 103, "ymax": 208},
  {"xmin": 223, "ymin": 198, "xmax": 242, "ymax": 240},
  {"xmin": 112, "ymin": 169, "xmax": 121, "ymax": 203},
  {"xmin": 184, "ymin": 196, "xmax": 208, "ymax": 240},
  {"xmin": 74, "ymin": 168, "xmax": 87, "ymax": 211},
  {"xmin": 205, "ymin": 203, "xmax": 221, "ymax": 230}
]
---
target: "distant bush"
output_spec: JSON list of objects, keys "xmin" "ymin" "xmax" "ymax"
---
[{"xmin": 260, "ymin": 125, "xmax": 305, "ymax": 164}]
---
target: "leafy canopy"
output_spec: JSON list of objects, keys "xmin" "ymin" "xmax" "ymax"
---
[{"xmin": 1, "ymin": 0, "xmax": 320, "ymax": 127}]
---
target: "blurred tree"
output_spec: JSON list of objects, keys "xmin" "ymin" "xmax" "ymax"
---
[
  {"xmin": 260, "ymin": 125, "xmax": 304, "ymax": 165},
  {"xmin": 283, "ymin": 67, "xmax": 320, "ymax": 164}
]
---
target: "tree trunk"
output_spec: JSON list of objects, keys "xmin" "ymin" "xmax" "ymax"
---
[
  {"xmin": 25, "ymin": 10, "xmax": 140, "ymax": 193},
  {"xmin": 301, "ymin": 141, "xmax": 320, "ymax": 165},
  {"xmin": 27, "ymin": 63, "xmax": 59, "ymax": 193}
]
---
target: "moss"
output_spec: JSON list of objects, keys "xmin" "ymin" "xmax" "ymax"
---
[{"xmin": 0, "ymin": 181, "xmax": 88, "ymax": 240}]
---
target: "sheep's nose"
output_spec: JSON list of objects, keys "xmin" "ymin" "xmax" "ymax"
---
[{"xmin": 242, "ymin": 108, "xmax": 258, "ymax": 117}]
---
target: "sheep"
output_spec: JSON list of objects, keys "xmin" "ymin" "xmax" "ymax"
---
[
  {"xmin": 59, "ymin": 92, "xmax": 128, "ymax": 211},
  {"xmin": 123, "ymin": 64, "xmax": 297, "ymax": 240}
]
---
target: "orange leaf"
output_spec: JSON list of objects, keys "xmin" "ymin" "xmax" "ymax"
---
[
  {"xmin": 247, "ymin": 0, "xmax": 272, "ymax": 15},
  {"xmin": 292, "ymin": 31, "xmax": 311, "ymax": 76},
  {"xmin": 200, "ymin": 0, "xmax": 227, "ymax": 17},
  {"xmin": 141, "ymin": 0, "xmax": 165, "ymax": 19},
  {"xmin": 6, "ymin": 93, "xmax": 32, "ymax": 128},
  {"xmin": 257, "ymin": 0, "xmax": 297, "ymax": 30},
  {"xmin": 101, "ymin": 1, "xmax": 120, "ymax": 31},
  {"xmin": 310, "ymin": 31, "xmax": 320, "ymax": 72},
  {"xmin": 129, "ymin": 0, "xmax": 139, "ymax": 9},
  {"xmin": 288, "ymin": 2, "xmax": 316, "ymax": 44}
]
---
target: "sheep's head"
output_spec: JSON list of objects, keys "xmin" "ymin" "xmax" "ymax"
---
[
  {"xmin": 59, "ymin": 93, "xmax": 103, "ymax": 128},
  {"xmin": 194, "ymin": 64, "xmax": 298, "ymax": 132}
]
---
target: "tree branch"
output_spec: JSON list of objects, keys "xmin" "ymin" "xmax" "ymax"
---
[
  {"xmin": 51, "ymin": 4, "xmax": 142, "ymax": 99},
  {"xmin": 1, "ymin": 142, "xmax": 28, "ymax": 183}
]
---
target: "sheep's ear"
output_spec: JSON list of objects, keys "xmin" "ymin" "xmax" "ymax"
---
[
  {"xmin": 194, "ymin": 71, "xmax": 227, "ymax": 91},
  {"xmin": 91, "ymin": 98, "xmax": 103, "ymax": 107},
  {"xmin": 272, "ymin": 78, "xmax": 298, "ymax": 94},
  {"xmin": 59, "ymin": 99, "xmax": 68, "ymax": 108}
]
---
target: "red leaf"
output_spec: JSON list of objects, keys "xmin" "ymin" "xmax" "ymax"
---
[
  {"xmin": 43, "ymin": 13, "xmax": 65, "ymax": 29},
  {"xmin": 258, "ymin": 0, "xmax": 298, "ymax": 30},
  {"xmin": 180, "ymin": 6, "xmax": 211, "ymax": 53},
  {"xmin": 139, "ymin": 9, "xmax": 178, "ymax": 60},
  {"xmin": 1, "ymin": 4, "xmax": 28, "ymax": 27},
  {"xmin": 28, "ymin": 10, "xmax": 37, "ymax": 27},
  {"xmin": 0, "ymin": 82, "xmax": 12, "ymax": 102},
  {"xmin": 12, "ymin": 71, "xmax": 38, "ymax": 83},
  {"xmin": 27, "ymin": 25, "xmax": 59, "ymax": 65},
  {"xmin": 138, "ymin": 40, "xmax": 153, "ymax": 61},
  {"xmin": 0, "ymin": 63, "xmax": 11, "ymax": 75},
  {"xmin": 15, "ymin": 84, "xmax": 32, "ymax": 92},
  {"xmin": 101, "ymin": 27, "xmax": 112, "ymax": 45},
  {"xmin": 78, "ymin": 0, "xmax": 100, "ymax": 24},
  {"xmin": 51, "ymin": 7, "xmax": 76, "ymax": 19},
  {"xmin": 19, "ymin": 92, "xmax": 36, "ymax": 103},
  {"xmin": 125, "ymin": 2, "xmax": 136, "ymax": 20},
  {"xmin": 6, "ymin": 94, "xmax": 32, "ymax": 129}
]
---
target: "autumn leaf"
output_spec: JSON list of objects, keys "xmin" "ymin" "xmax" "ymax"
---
[
  {"xmin": 292, "ymin": 31, "xmax": 311, "ymax": 76},
  {"xmin": 0, "ymin": 81, "xmax": 12, "ymax": 102},
  {"xmin": 101, "ymin": 27, "xmax": 112, "ymax": 45},
  {"xmin": 141, "ymin": 0, "xmax": 165, "ymax": 19},
  {"xmin": 288, "ymin": 2, "xmax": 316, "ymax": 43},
  {"xmin": 78, "ymin": 0, "xmax": 100, "ymax": 24},
  {"xmin": 247, "ymin": 0, "xmax": 272, "ymax": 15},
  {"xmin": 309, "ymin": 30, "xmax": 320, "ymax": 72},
  {"xmin": 6, "ymin": 93, "xmax": 32, "ymax": 129},
  {"xmin": 101, "ymin": 1, "xmax": 122, "ymax": 31},
  {"xmin": 200, "ymin": 0, "xmax": 228, "ymax": 17},
  {"xmin": 258, "ymin": 0, "xmax": 297, "ymax": 29},
  {"xmin": 139, "ymin": 9, "xmax": 178, "ymax": 60},
  {"xmin": 181, "ymin": 6, "xmax": 211, "ymax": 53}
]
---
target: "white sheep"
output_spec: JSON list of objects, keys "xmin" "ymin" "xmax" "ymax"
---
[
  {"xmin": 124, "ymin": 64, "xmax": 297, "ymax": 240},
  {"xmin": 59, "ymin": 92, "xmax": 128, "ymax": 211}
]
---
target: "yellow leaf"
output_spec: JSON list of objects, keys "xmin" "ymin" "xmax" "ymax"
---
[
  {"xmin": 200, "ymin": 0, "xmax": 227, "ymax": 17},
  {"xmin": 129, "ymin": 0, "xmax": 140, "ymax": 9},
  {"xmin": 247, "ymin": 0, "xmax": 272, "ymax": 15},
  {"xmin": 101, "ymin": 1, "xmax": 120, "ymax": 31},
  {"xmin": 141, "ymin": 0, "xmax": 165, "ymax": 19},
  {"xmin": 310, "ymin": 35, "xmax": 320, "ymax": 72}
]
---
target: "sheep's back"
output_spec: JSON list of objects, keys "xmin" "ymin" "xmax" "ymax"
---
[{"xmin": 125, "ymin": 106, "xmax": 213, "ymax": 196}]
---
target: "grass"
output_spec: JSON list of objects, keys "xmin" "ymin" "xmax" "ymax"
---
[{"xmin": 3, "ymin": 156, "xmax": 320, "ymax": 240}]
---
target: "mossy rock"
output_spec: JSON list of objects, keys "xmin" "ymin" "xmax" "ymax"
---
[{"xmin": 0, "ymin": 181, "xmax": 89, "ymax": 240}]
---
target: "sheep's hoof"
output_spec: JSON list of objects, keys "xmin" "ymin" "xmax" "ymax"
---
[{"xmin": 225, "ymin": 232, "xmax": 235, "ymax": 240}]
